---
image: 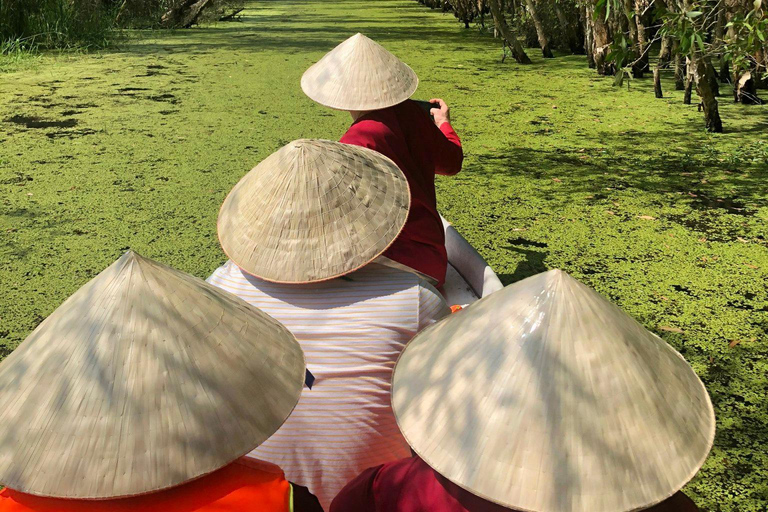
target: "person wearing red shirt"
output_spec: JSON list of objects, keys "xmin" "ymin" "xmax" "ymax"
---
[
  {"xmin": 331, "ymin": 270, "xmax": 715, "ymax": 512},
  {"xmin": 330, "ymin": 456, "xmax": 700, "ymax": 512},
  {"xmin": 340, "ymin": 98, "xmax": 462, "ymax": 287},
  {"xmin": 301, "ymin": 33, "xmax": 463, "ymax": 287}
]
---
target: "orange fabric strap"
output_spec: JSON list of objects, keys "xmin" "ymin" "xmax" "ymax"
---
[{"xmin": 0, "ymin": 458, "xmax": 290, "ymax": 512}]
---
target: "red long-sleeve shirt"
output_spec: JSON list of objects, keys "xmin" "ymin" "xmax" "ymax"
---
[
  {"xmin": 340, "ymin": 100, "xmax": 463, "ymax": 287},
  {"xmin": 330, "ymin": 456, "xmax": 701, "ymax": 512}
]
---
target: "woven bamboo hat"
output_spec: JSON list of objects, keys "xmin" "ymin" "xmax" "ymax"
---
[
  {"xmin": 301, "ymin": 33, "xmax": 419, "ymax": 111},
  {"xmin": 392, "ymin": 269, "xmax": 715, "ymax": 512},
  {"xmin": 0, "ymin": 251, "xmax": 305, "ymax": 499},
  {"xmin": 217, "ymin": 139, "xmax": 410, "ymax": 283}
]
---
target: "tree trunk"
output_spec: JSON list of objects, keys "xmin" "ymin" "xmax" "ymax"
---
[
  {"xmin": 575, "ymin": 6, "xmax": 587, "ymax": 54},
  {"xmin": 554, "ymin": 3, "xmax": 581, "ymax": 54},
  {"xmin": 161, "ymin": 0, "xmax": 213, "ymax": 27},
  {"xmin": 723, "ymin": 0, "xmax": 750, "ymax": 97},
  {"xmin": 719, "ymin": 57, "xmax": 730, "ymax": 84},
  {"xmin": 591, "ymin": 2, "xmax": 611, "ymax": 75},
  {"xmin": 525, "ymin": 0, "xmax": 553, "ymax": 57},
  {"xmin": 634, "ymin": 0, "xmax": 649, "ymax": 74},
  {"xmin": 675, "ymin": 52, "xmax": 686, "ymax": 90},
  {"xmin": 622, "ymin": 0, "xmax": 643, "ymax": 77},
  {"xmin": 489, "ymin": 0, "xmax": 532, "ymax": 64},
  {"xmin": 715, "ymin": 1, "xmax": 729, "ymax": 82},
  {"xmin": 654, "ymin": 38, "xmax": 667, "ymax": 98},
  {"xmin": 758, "ymin": 46, "xmax": 768, "ymax": 74},
  {"xmin": 684, "ymin": 58, "xmax": 693, "ymax": 104},
  {"xmin": 658, "ymin": 37, "xmax": 673, "ymax": 68},
  {"xmin": 734, "ymin": 70, "xmax": 764, "ymax": 104},
  {"xmin": 584, "ymin": 3, "xmax": 596, "ymax": 68},
  {"xmin": 693, "ymin": 54, "xmax": 724, "ymax": 132},
  {"xmin": 704, "ymin": 58, "xmax": 720, "ymax": 97},
  {"xmin": 715, "ymin": 0, "xmax": 726, "ymax": 41}
]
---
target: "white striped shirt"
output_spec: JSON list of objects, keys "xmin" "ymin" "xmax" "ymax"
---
[{"xmin": 207, "ymin": 261, "xmax": 450, "ymax": 508}]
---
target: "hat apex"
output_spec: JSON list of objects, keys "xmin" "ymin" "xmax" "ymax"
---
[{"xmin": 301, "ymin": 33, "xmax": 419, "ymax": 111}]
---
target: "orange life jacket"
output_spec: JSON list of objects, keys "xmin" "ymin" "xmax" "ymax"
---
[{"xmin": 0, "ymin": 457, "xmax": 290, "ymax": 512}]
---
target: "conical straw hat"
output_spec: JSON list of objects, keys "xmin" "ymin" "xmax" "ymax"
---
[
  {"xmin": 301, "ymin": 33, "xmax": 419, "ymax": 111},
  {"xmin": 0, "ymin": 251, "xmax": 305, "ymax": 499},
  {"xmin": 392, "ymin": 269, "xmax": 715, "ymax": 512},
  {"xmin": 218, "ymin": 139, "xmax": 410, "ymax": 283}
]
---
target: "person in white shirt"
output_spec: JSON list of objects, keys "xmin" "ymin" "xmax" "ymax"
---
[{"xmin": 209, "ymin": 139, "xmax": 450, "ymax": 509}]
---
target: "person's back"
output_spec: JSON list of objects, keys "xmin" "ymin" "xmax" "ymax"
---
[
  {"xmin": 208, "ymin": 261, "xmax": 450, "ymax": 509},
  {"xmin": 0, "ymin": 458, "xmax": 297, "ymax": 512},
  {"xmin": 0, "ymin": 253, "xmax": 317, "ymax": 512},
  {"xmin": 299, "ymin": 33, "xmax": 464, "ymax": 287},
  {"xmin": 333, "ymin": 271, "xmax": 716, "ymax": 512},
  {"xmin": 330, "ymin": 456, "xmax": 701, "ymax": 512},
  {"xmin": 0, "ymin": 458, "xmax": 323, "ymax": 512},
  {"xmin": 340, "ymin": 99, "xmax": 463, "ymax": 287},
  {"xmin": 331, "ymin": 456, "xmax": 511, "ymax": 512}
]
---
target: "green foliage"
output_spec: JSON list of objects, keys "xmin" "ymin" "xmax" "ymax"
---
[
  {"xmin": 0, "ymin": 0, "xmax": 117, "ymax": 50},
  {"xmin": 0, "ymin": 36, "xmax": 36, "ymax": 57},
  {"xmin": 0, "ymin": 0, "xmax": 767, "ymax": 509},
  {"xmin": 725, "ymin": 7, "xmax": 768, "ymax": 72},
  {"xmin": 657, "ymin": 0, "xmax": 766, "ymax": 74},
  {"xmin": 0, "ymin": 0, "xmax": 115, "ymax": 51},
  {"xmin": 595, "ymin": 0, "xmax": 612, "ymax": 20},
  {"xmin": 606, "ymin": 31, "xmax": 634, "ymax": 68},
  {"xmin": 0, "ymin": 0, "xmax": 245, "ymax": 51},
  {"xmin": 657, "ymin": 4, "xmax": 709, "ymax": 57},
  {"xmin": 0, "ymin": 37, "xmax": 37, "ymax": 72}
]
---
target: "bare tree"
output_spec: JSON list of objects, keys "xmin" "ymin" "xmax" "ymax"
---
[
  {"xmin": 489, "ymin": 0, "xmax": 533, "ymax": 63},
  {"xmin": 525, "ymin": 0, "xmax": 554, "ymax": 57}
]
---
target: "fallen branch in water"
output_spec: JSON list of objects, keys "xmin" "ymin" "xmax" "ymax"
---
[
  {"xmin": 219, "ymin": 8, "xmax": 244, "ymax": 21},
  {"xmin": 161, "ymin": 0, "xmax": 213, "ymax": 28}
]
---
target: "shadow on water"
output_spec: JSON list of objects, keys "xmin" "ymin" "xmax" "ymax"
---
[
  {"xmin": 6, "ymin": 115, "xmax": 78, "ymax": 129},
  {"xmin": 462, "ymin": 117, "xmax": 767, "ymax": 245},
  {"xmin": 497, "ymin": 245, "xmax": 549, "ymax": 285},
  {"xmin": 4, "ymin": 114, "xmax": 93, "ymax": 139},
  {"xmin": 119, "ymin": 0, "xmax": 492, "ymax": 57}
]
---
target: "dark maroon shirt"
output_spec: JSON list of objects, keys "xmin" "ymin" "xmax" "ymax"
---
[
  {"xmin": 340, "ymin": 100, "xmax": 463, "ymax": 287},
  {"xmin": 330, "ymin": 456, "xmax": 701, "ymax": 512}
]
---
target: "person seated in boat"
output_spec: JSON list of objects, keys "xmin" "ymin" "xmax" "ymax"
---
[
  {"xmin": 0, "ymin": 251, "xmax": 321, "ymax": 512},
  {"xmin": 332, "ymin": 269, "xmax": 715, "ymax": 512},
  {"xmin": 210, "ymin": 139, "xmax": 451, "ymax": 509},
  {"xmin": 301, "ymin": 33, "xmax": 464, "ymax": 288},
  {"xmin": 330, "ymin": 456, "xmax": 700, "ymax": 512}
]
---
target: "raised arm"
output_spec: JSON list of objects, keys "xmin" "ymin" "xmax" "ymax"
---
[{"xmin": 428, "ymin": 98, "xmax": 463, "ymax": 176}]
